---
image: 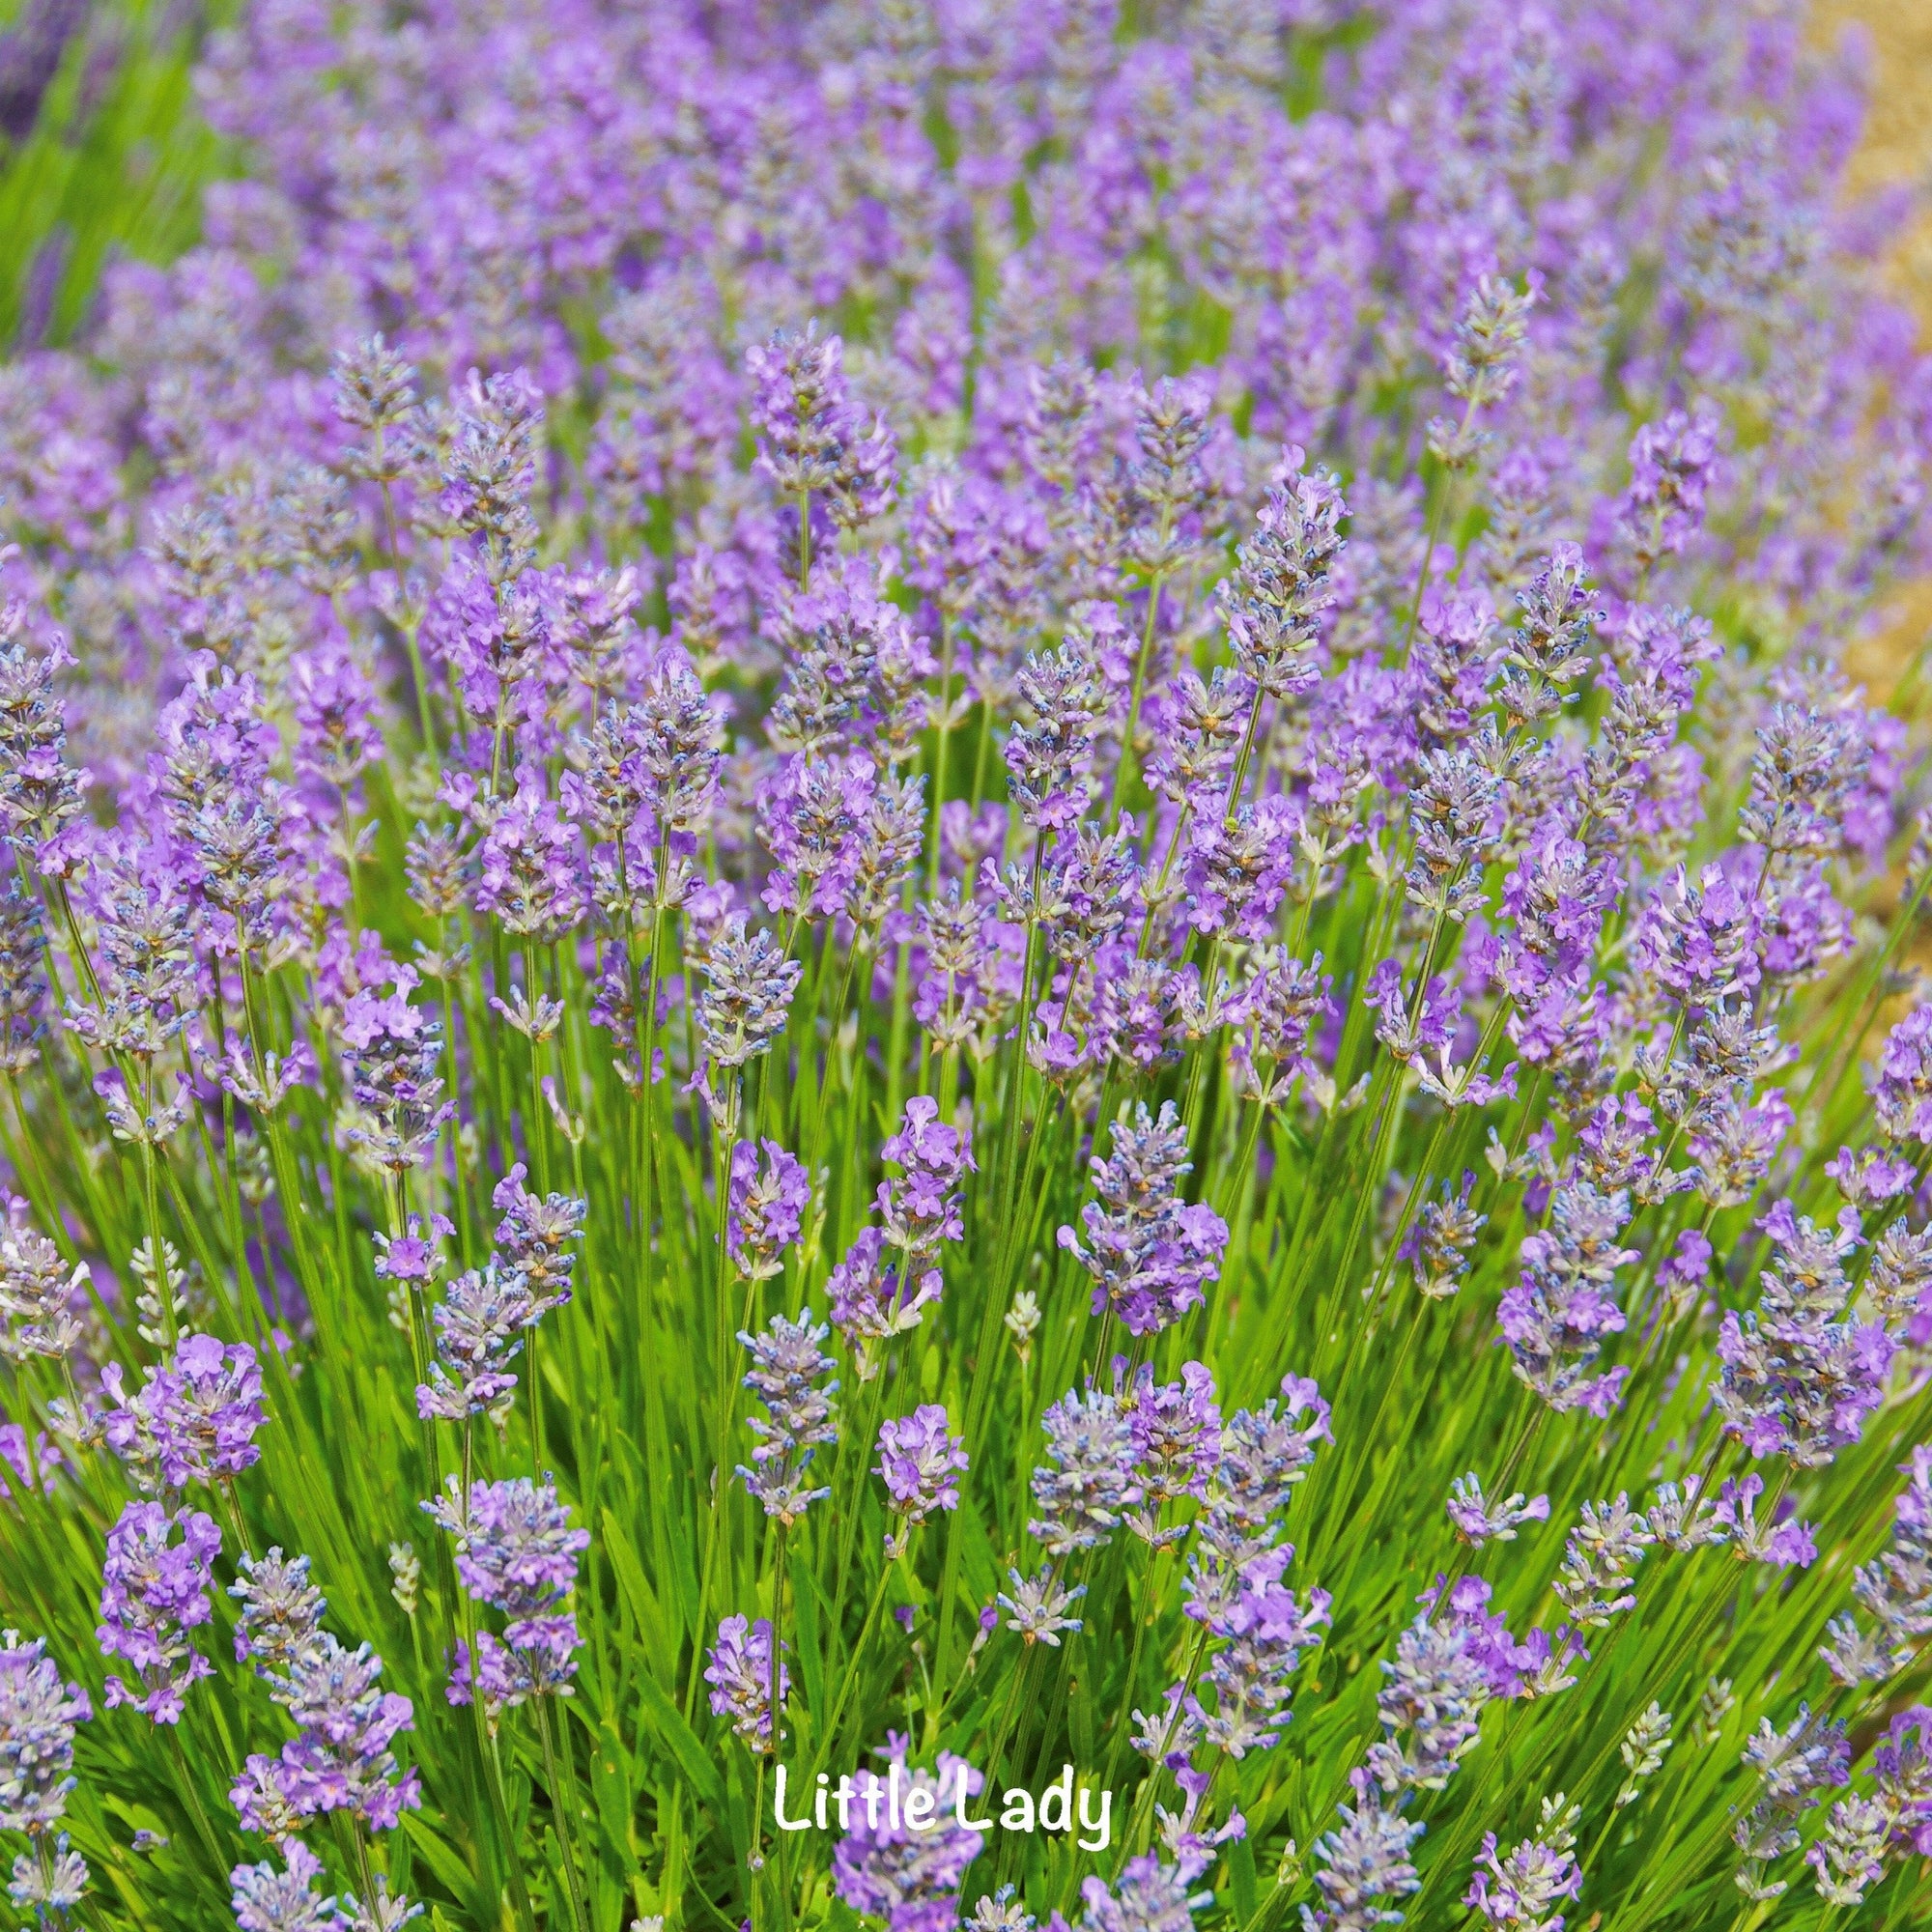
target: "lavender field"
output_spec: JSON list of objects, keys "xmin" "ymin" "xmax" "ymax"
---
[{"xmin": 0, "ymin": 5, "xmax": 1927, "ymax": 1932}]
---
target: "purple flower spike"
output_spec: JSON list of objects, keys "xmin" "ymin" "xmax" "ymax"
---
[
  {"xmin": 705, "ymin": 1614, "xmax": 785, "ymax": 1751},
  {"xmin": 832, "ymin": 1745, "xmax": 986, "ymax": 1932},
  {"xmin": 97, "ymin": 1500, "xmax": 221, "ymax": 1723},
  {"xmin": 875, "ymin": 1405, "xmax": 968, "ymax": 1545},
  {"xmin": 415, "ymin": 1260, "xmax": 534, "ymax": 1423},
  {"xmin": 1059, "ymin": 1102, "xmax": 1228, "ymax": 1338},
  {"xmin": 1716, "ymin": 1204, "xmax": 1889, "ymax": 1469},
  {"xmin": 99, "ymin": 1331, "xmax": 265, "ymax": 1492},
  {"xmin": 230, "ymin": 1840, "xmax": 335, "ymax": 1932},
  {"xmin": 423, "ymin": 1475, "xmax": 587, "ymax": 1703},
  {"xmin": 737, "ymin": 1313, "xmax": 839, "ymax": 1526},
  {"xmin": 728, "ymin": 1140, "xmax": 810, "ymax": 1281},
  {"xmin": 491, "ymin": 1163, "xmax": 586, "ymax": 1314},
  {"xmin": 747, "ymin": 325, "xmax": 895, "ymax": 535},
  {"xmin": 0, "ymin": 1632, "xmax": 90, "ymax": 1839},
  {"xmin": 876, "ymin": 1096, "xmax": 973, "ymax": 1278},
  {"xmin": 1079, "ymin": 1852, "xmax": 1213, "ymax": 1932}
]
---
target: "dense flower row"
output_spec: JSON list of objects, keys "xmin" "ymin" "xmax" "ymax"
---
[{"xmin": 0, "ymin": 3, "xmax": 1927, "ymax": 1931}]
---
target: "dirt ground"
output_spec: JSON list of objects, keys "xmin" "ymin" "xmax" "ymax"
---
[
  {"xmin": 1818, "ymin": 1, "xmax": 1932, "ymax": 694},
  {"xmin": 1817, "ymin": 1, "xmax": 1932, "ymax": 329}
]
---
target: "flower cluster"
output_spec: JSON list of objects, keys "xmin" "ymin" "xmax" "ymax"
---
[
  {"xmin": 1059, "ymin": 1103, "xmax": 1229, "ymax": 1337},
  {"xmin": 97, "ymin": 1501, "xmax": 221, "ymax": 1723},
  {"xmin": 425, "ymin": 1477, "xmax": 589, "ymax": 1707}
]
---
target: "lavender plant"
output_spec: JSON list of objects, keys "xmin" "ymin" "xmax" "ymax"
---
[{"xmin": 0, "ymin": 4, "xmax": 1928, "ymax": 1932}]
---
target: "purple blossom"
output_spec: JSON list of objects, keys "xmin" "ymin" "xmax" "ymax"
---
[
  {"xmin": 1634, "ymin": 863, "xmax": 1762, "ymax": 1015},
  {"xmin": 737, "ymin": 1313, "xmax": 839, "ymax": 1526},
  {"xmin": 1735, "ymin": 1705, "xmax": 1850, "ymax": 1893},
  {"xmin": 727, "ymin": 1140, "xmax": 811, "ymax": 1280},
  {"xmin": 1366, "ymin": 1606, "xmax": 1492, "ymax": 1794},
  {"xmin": 1363, "ymin": 958, "xmax": 1461, "ymax": 1066},
  {"xmin": 1820, "ymin": 1446, "xmax": 1932, "ymax": 1688},
  {"xmin": 0, "ymin": 1214, "xmax": 85, "ymax": 1366},
  {"xmin": 1619, "ymin": 401, "xmax": 1721, "ymax": 575},
  {"xmin": 1873, "ymin": 999, "xmax": 1932, "ymax": 1145},
  {"xmin": 1447, "ymin": 1475, "xmax": 1550, "ymax": 1548},
  {"xmin": 1208, "ymin": 1377, "xmax": 1331, "ymax": 1529},
  {"xmin": 875, "ymin": 1406, "xmax": 968, "ymax": 1539},
  {"xmin": 1184, "ymin": 798, "xmax": 1301, "ymax": 942},
  {"xmin": 995, "ymin": 1568, "xmax": 1088, "ymax": 1647},
  {"xmin": 1126, "ymin": 1362, "xmax": 1221, "ymax": 1544},
  {"xmin": 99, "ymin": 1331, "xmax": 265, "ymax": 1492},
  {"xmin": 704, "ymin": 1615, "xmax": 785, "ymax": 1751},
  {"xmin": 828, "ymin": 1227, "xmax": 940, "ymax": 1356},
  {"xmin": 1874, "ymin": 1709, "xmax": 1932, "ymax": 1857},
  {"xmin": 415, "ymin": 1260, "xmax": 534, "ymax": 1423},
  {"xmin": 747, "ymin": 325, "xmax": 895, "ymax": 533},
  {"xmin": 875, "ymin": 1097, "xmax": 973, "ymax": 1279},
  {"xmin": 1228, "ymin": 949, "xmax": 1333, "ymax": 1101},
  {"xmin": 696, "ymin": 915, "xmax": 801, "ymax": 1081},
  {"xmin": 1222, "ymin": 464, "xmax": 1347, "ymax": 700},
  {"xmin": 1403, "ymin": 1176, "xmax": 1486, "ymax": 1300},
  {"xmin": 1030, "ymin": 1385, "xmax": 1142, "ymax": 1558},
  {"xmin": 1192, "ymin": 1551, "xmax": 1330, "ymax": 1756},
  {"xmin": 1825, "ymin": 1143, "xmax": 1917, "ymax": 1210},
  {"xmin": 1422, "ymin": 1577, "xmax": 1547, "ymax": 1704},
  {"xmin": 0, "ymin": 619, "xmax": 81, "ymax": 865},
  {"xmin": 1307, "ymin": 1769, "xmax": 1423, "ymax": 1932},
  {"xmin": 1058, "ymin": 1102, "xmax": 1228, "ymax": 1337},
  {"xmin": 1716, "ymin": 1203, "xmax": 1891, "ymax": 1468},
  {"xmin": 1495, "ymin": 1183, "xmax": 1634, "ymax": 1417},
  {"xmin": 371, "ymin": 1213, "xmax": 453, "ymax": 1295},
  {"xmin": 290, "ymin": 641, "xmax": 379, "ymax": 791},
  {"xmin": 258, "ymin": 1634, "xmax": 421, "ymax": 1833},
  {"xmin": 444, "ymin": 1633, "xmax": 519, "ymax": 1725},
  {"xmin": 422, "ymin": 1476, "xmax": 587, "ymax": 1700},
  {"xmin": 230, "ymin": 1548, "xmax": 326, "ymax": 1675},
  {"xmin": 832, "ymin": 1747, "xmax": 985, "ymax": 1932},
  {"xmin": 490, "ymin": 1164, "xmax": 585, "ymax": 1313},
  {"xmin": 1716, "ymin": 1475, "xmax": 1817, "ymax": 1569},
  {"xmin": 1464, "ymin": 1797, "xmax": 1582, "ymax": 1932},
  {"xmin": 1552, "ymin": 1496, "xmax": 1653, "ymax": 1629},
  {"xmin": 758, "ymin": 753, "xmax": 876, "ymax": 916},
  {"xmin": 230, "ymin": 1840, "xmax": 337, "ymax": 1932},
  {"xmin": 473, "ymin": 771, "xmax": 587, "ymax": 941},
  {"xmin": 1078, "ymin": 1852, "xmax": 1212, "ymax": 1932},
  {"xmin": 97, "ymin": 1500, "xmax": 221, "ymax": 1723},
  {"xmin": 0, "ymin": 1633, "xmax": 89, "ymax": 1839},
  {"xmin": 1657, "ymin": 1229, "xmax": 1714, "ymax": 1304},
  {"xmin": 1739, "ymin": 705, "xmax": 1869, "ymax": 862},
  {"xmin": 1004, "ymin": 641, "xmax": 1104, "ymax": 832},
  {"xmin": 339, "ymin": 968, "xmax": 451, "ymax": 1175}
]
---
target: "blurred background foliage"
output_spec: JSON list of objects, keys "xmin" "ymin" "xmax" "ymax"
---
[
  {"xmin": 0, "ymin": 0, "xmax": 228, "ymax": 351},
  {"xmin": 0, "ymin": 2, "xmax": 1922, "ymax": 350}
]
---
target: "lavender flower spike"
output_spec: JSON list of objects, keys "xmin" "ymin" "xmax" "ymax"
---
[
  {"xmin": 97, "ymin": 1500, "xmax": 221, "ymax": 1723},
  {"xmin": 1306, "ymin": 1768, "xmax": 1425, "ymax": 1932},
  {"xmin": 875, "ymin": 1406, "xmax": 968, "ymax": 1552},
  {"xmin": 705, "ymin": 1615, "xmax": 785, "ymax": 1750},
  {"xmin": 0, "ymin": 1633, "xmax": 89, "ymax": 1842},
  {"xmin": 230, "ymin": 1840, "xmax": 338, "ymax": 1932},
  {"xmin": 1465, "ymin": 1794, "xmax": 1582, "ymax": 1932},
  {"xmin": 1447, "ymin": 1475, "xmax": 1551, "ymax": 1549},
  {"xmin": 728, "ymin": 1140, "xmax": 811, "ymax": 1282},
  {"xmin": 1059, "ymin": 1102, "xmax": 1229, "ymax": 1338},
  {"xmin": 833, "ymin": 1747, "xmax": 986, "ymax": 1932},
  {"xmin": 697, "ymin": 915, "xmax": 801, "ymax": 1088},
  {"xmin": 737, "ymin": 1313, "xmax": 839, "ymax": 1527},
  {"xmin": 415, "ymin": 1260, "xmax": 535, "ymax": 1423},
  {"xmin": 424, "ymin": 1476, "xmax": 588, "ymax": 1702}
]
